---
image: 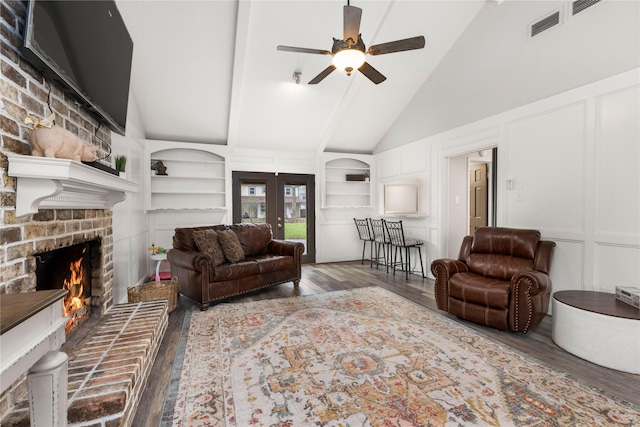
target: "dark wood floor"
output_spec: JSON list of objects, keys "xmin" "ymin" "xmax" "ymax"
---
[{"xmin": 133, "ymin": 261, "xmax": 640, "ymax": 426}]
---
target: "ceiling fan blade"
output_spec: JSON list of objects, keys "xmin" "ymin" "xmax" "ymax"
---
[
  {"xmin": 308, "ymin": 65, "xmax": 336, "ymax": 84},
  {"xmin": 367, "ymin": 36, "xmax": 426, "ymax": 55},
  {"xmin": 343, "ymin": 5, "xmax": 362, "ymax": 43},
  {"xmin": 277, "ymin": 45, "xmax": 331, "ymax": 55},
  {"xmin": 358, "ymin": 62, "xmax": 386, "ymax": 84}
]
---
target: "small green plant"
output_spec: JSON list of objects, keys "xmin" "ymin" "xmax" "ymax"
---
[
  {"xmin": 115, "ymin": 155, "xmax": 127, "ymax": 172},
  {"xmin": 150, "ymin": 161, "xmax": 157, "ymax": 171}
]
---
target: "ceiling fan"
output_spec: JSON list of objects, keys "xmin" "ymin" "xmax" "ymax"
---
[{"xmin": 277, "ymin": 2, "xmax": 425, "ymax": 85}]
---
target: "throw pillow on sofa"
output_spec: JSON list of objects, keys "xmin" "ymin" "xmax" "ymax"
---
[
  {"xmin": 192, "ymin": 229, "xmax": 226, "ymax": 266},
  {"xmin": 217, "ymin": 229, "xmax": 245, "ymax": 263},
  {"xmin": 231, "ymin": 223, "xmax": 272, "ymax": 256}
]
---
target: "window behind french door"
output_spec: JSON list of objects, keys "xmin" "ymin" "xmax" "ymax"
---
[{"xmin": 232, "ymin": 171, "xmax": 315, "ymax": 263}]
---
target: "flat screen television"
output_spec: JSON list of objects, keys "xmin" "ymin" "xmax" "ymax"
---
[
  {"xmin": 22, "ymin": 0, "xmax": 133, "ymax": 136},
  {"xmin": 384, "ymin": 183, "xmax": 419, "ymax": 215}
]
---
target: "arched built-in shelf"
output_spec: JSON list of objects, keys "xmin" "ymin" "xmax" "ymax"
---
[
  {"xmin": 146, "ymin": 143, "xmax": 227, "ymax": 212},
  {"xmin": 322, "ymin": 155, "xmax": 372, "ymax": 209}
]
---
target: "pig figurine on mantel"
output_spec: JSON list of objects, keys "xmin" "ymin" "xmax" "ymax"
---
[{"xmin": 25, "ymin": 114, "xmax": 98, "ymax": 162}]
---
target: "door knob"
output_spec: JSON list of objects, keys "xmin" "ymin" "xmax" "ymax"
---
[{"xmin": 277, "ymin": 223, "xmax": 282, "ymax": 228}]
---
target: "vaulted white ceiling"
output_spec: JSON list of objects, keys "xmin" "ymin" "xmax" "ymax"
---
[{"xmin": 116, "ymin": 1, "xmax": 486, "ymax": 154}]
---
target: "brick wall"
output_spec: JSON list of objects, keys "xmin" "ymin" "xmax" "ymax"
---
[{"xmin": 1, "ymin": 0, "xmax": 118, "ymax": 419}]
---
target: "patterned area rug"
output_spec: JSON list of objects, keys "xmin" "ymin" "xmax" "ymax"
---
[{"xmin": 161, "ymin": 287, "xmax": 640, "ymax": 426}]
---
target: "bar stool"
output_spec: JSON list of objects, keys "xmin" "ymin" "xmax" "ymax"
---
[
  {"xmin": 353, "ymin": 218, "xmax": 374, "ymax": 266},
  {"xmin": 383, "ymin": 219, "xmax": 425, "ymax": 280},
  {"xmin": 369, "ymin": 218, "xmax": 390, "ymax": 271}
]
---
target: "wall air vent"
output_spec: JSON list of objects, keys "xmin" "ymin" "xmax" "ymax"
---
[
  {"xmin": 530, "ymin": 11, "xmax": 561, "ymax": 37},
  {"xmin": 572, "ymin": 0, "xmax": 601, "ymax": 15}
]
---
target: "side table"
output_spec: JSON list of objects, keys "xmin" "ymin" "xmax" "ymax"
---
[
  {"xmin": 552, "ymin": 290, "xmax": 640, "ymax": 374},
  {"xmin": 150, "ymin": 252, "xmax": 169, "ymax": 281}
]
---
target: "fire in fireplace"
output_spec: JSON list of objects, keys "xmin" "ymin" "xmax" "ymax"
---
[{"xmin": 35, "ymin": 239, "xmax": 101, "ymax": 337}]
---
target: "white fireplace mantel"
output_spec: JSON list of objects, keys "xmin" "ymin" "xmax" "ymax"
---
[{"xmin": 6, "ymin": 153, "xmax": 138, "ymax": 216}]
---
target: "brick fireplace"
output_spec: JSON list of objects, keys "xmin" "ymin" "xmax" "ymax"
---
[
  {"xmin": 1, "ymin": 0, "xmax": 119, "ymax": 418},
  {"xmin": 0, "ymin": 207, "xmax": 115, "ymax": 312},
  {"xmin": 0, "ymin": 2, "xmax": 162, "ymax": 425}
]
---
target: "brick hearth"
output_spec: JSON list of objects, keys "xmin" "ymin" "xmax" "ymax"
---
[{"xmin": 2, "ymin": 301, "xmax": 168, "ymax": 427}]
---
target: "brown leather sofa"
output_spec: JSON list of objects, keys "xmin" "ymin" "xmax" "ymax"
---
[
  {"xmin": 168, "ymin": 223, "xmax": 304, "ymax": 310},
  {"xmin": 430, "ymin": 227, "xmax": 555, "ymax": 333}
]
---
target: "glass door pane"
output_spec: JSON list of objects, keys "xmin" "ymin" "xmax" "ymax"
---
[
  {"xmin": 240, "ymin": 182, "xmax": 267, "ymax": 224},
  {"xmin": 283, "ymin": 183, "xmax": 307, "ymax": 255}
]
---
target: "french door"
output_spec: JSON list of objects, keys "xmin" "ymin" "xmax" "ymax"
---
[{"xmin": 232, "ymin": 171, "xmax": 315, "ymax": 263}]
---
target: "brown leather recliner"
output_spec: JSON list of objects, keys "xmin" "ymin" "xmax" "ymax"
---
[{"xmin": 430, "ymin": 227, "xmax": 555, "ymax": 333}]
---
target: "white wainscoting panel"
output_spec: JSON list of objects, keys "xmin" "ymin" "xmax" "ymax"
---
[
  {"xmin": 595, "ymin": 244, "xmax": 640, "ymax": 293},
  {"xmin": 316, "ymin": 222, "xmax": 363, "ymax": 263},
  {"xmin": 504, "ymin": 102, "xmax": 587, "ymax": 232},
  {"xmin": 147, "ymin": 210, "xmax": 230, "ymax": 277},
  {"xmin": 113, "ymin": 233, "xmax": 144, "ymax": 304},
  {"xmin": 595, "ymin": 85, "xmax": 640, "ymax": 236},
  {"xmin": 426, "ymin": 226, "xmax": 439, "ymax": 278},
  {"xmin": 230, "ymin": 149, "xmax": 317, "ymax": 175},
  {"xmin": 111, "ymin": 132, "xmax": 147, "ymax": 305},
  {"xmin": 376, "ymin": 153, "xmax": 401, "ymax": 180},
  {"xmin": 548, "ymin": 240, "xmax": 585, "ymax": 295},
  {"xmin": 400, "ymin": 143, "xmax": 428, "ymax": 175}
]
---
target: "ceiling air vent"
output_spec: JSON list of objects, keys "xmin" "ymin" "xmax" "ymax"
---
[
  {"xmin": 572, "ymin": 0, "xmax": 601, "ymax": 15},
  {"xmin": 530, "ymin": 11, "xmax": 561, "ymax": 37}
]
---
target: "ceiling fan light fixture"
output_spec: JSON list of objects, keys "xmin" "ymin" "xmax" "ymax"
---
[
  {"xmin": 332, "ymin": 48, "xmax": 365, "ymax": 76},
  {"xmin": 277, "ymin": 5, "xmax": 424, "ymax": 85}
]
